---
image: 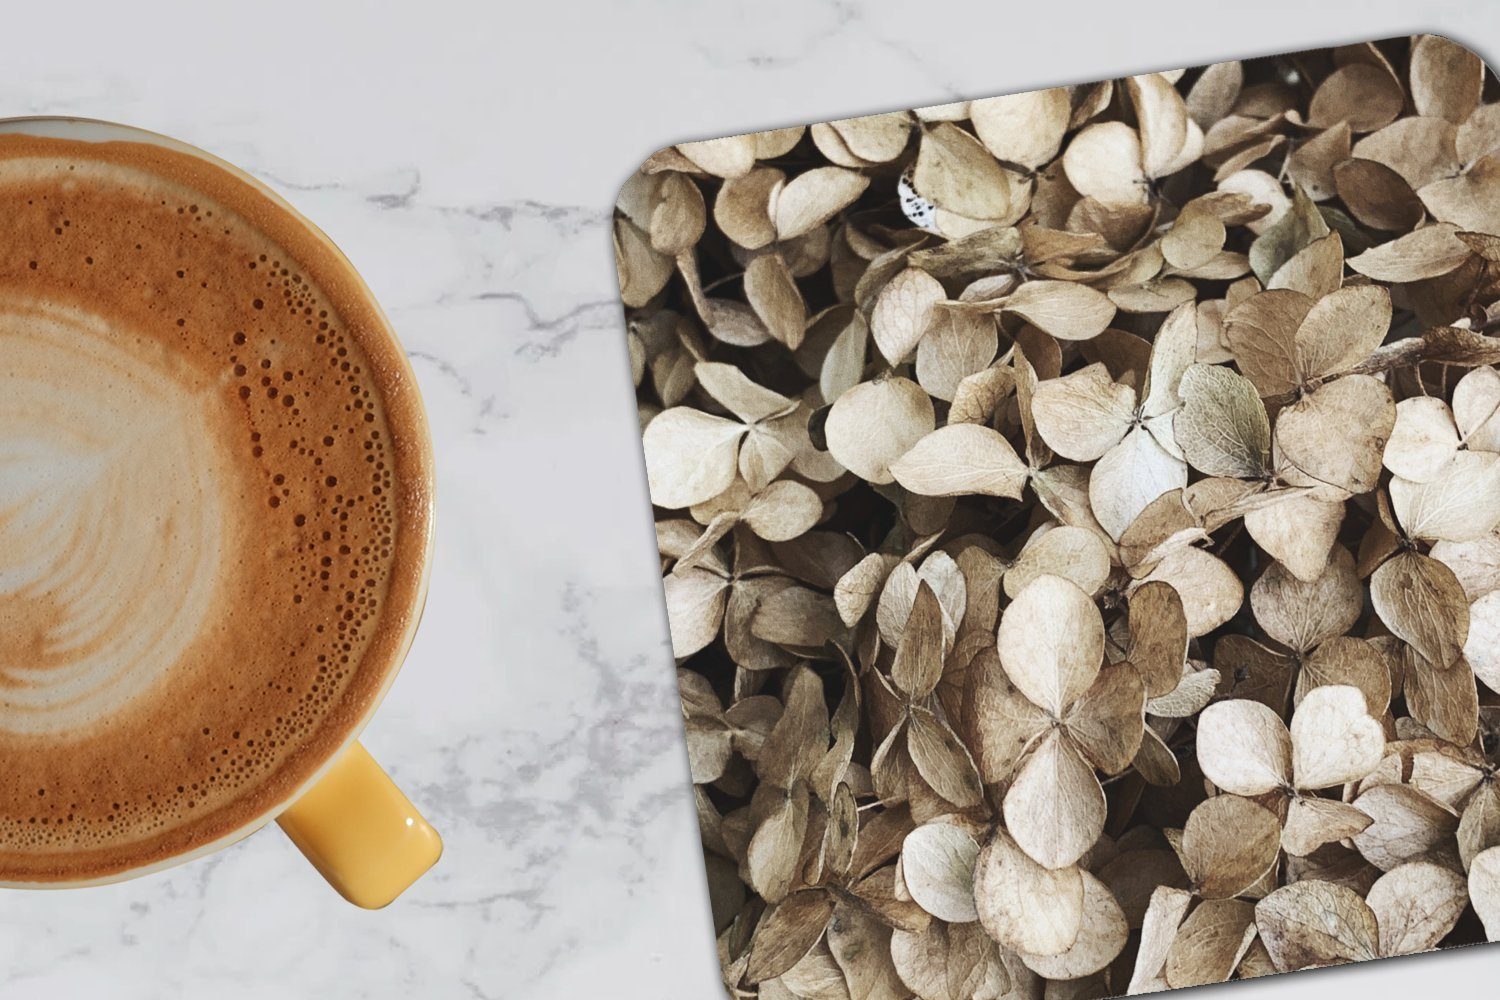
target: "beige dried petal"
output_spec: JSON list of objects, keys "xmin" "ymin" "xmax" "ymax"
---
[
  {"xmin": 890, "ymin": 921, "xmax": 1013, "ymax": 1000},
  {"xmin": 745, "ymin": 253, "xmax": 807, "ymax": 350},
  {"xmin": 889, "ymin": 424, "xmax": 1029, "ymax": 500},
  {"xmin": 747, "ymin": 888, "xmax": 838, "ymax": 983},
  {"xmin": 819, "ymin": 310, "xmax": 868, "ymax": 406},
  {"xmin": 1290, "ymin": 685, "xmax": 1385, "ymax": 790},
  {"xmin": 1003, "ymin": 280, "xmax": 1116, "ymax": 342},
  {"xmin": 1128, "ymin": 73, "xmax": 1192, "ymax": 178},
  {"xmin": 910, "ymin": 552, "xmax": 968, "ymax": 646},
  {"xmin": 1472, "ymin": 846, "xmax": 1500, "ymax": 941},
  {"xmin": 973, "ymin": 831, "xmax": 1085, "ymax": 956},
  {"xmin": 908, "ymin": 706, "xmax": 983, "ymax": 809},
  {"xmin": 1127, "ymin": 580, "xmax": 1189, "ymax": 699},
  {"xmin": 1310, "ymin": 63, "xmax": 1403, "ymax": 132},
  {"xmin": 1371, "ymin": 549, "xmax": 1470, "ymax": 669},
  {"xmin": 1109, "ymin": 277, "xmax": 1198, "ymax": 315},
  {"xmin": 1465, "ymin": 591, "xmax": 1500, "ymax": 694},
  {"xmin": 1136, "ymin": 545, "xmax": 1243, "ymax": 637},
  {"xmin": 1288, "ymin": 125, "xmax": 1352, "ymax": 202},
  {"xmin": 1196, "ymin": 699, "xmax": 1292, "ymax": 795},
  {"xmin": 1141, "ymin": 302, "xmax": 1201, "ymax": 425},
  {"xmin": 615, "ymin": 216, "xmax": 675, "ymax": 307},
  {"xmin": 1393, "ymin": 451, "xmax": 1500, "ymax": 543},
  {"xmin": 835, "ymin": 553, "xmax": 898, "ymax": 628},
  {"xmin": 741, "ymin": 411, "xmax": 809, "ymax": 491},
  {"xmin": 1335, "ymin": 157, "xmax": 1425, "ymax": 232},
  {"xmin": 1420, "ymin": 153, "xmax": 1500, "ymax": 234},
  {"xmin": 748, "ymin": 783, "xmax": 812, "ymax": 902},
  {"xmin": 1005, "ymin": 525, "xmax": 1111, "ymax": 600},
  {"xmin": 1294, "ymin": 285, "xmax": 1392, "ymax": 382},
  {"xmin": 892, "ymin": 583, "xmax": 945, "ymax": 699},
  {"xmin": 1411, "ymin": 35, "xmax": 1484, "ymax": 123},
  {"xmin": 1175, "ymin": 363, "xmax": 1270, "ymax": 478},
  {"xmin": 677, "ymin": 135, "xmax": 757, "ymax": 179},
  {"xmin": 1090, "ymin": 428, "xmax": 1189, "ymax": 542},
  {"xmin": 1297, "ymin": 636, "xmax": 1392, "ymax": 715},
  {"xmin": 1275, "ymin": 375, "xmax": 1395, "ymax": 495},
  {"xmin": 1282, "ymin": 796, "xmax": 1373, "ymax": 856},
  {"xmin": 1134, "ymin": 726, "xmax": 1183, "ymax": 788},
  {"xmin": 696, "ymin": 362, "xmax": 795, "ymax": 424},
  {"xmin": 663, "ymin": 567, "xmax": 730, "ymax": 658},
  {"xmin": 1431, "ymin": 534, "xmax": 1500, "ymax": 600},
  {"xmin": 967, "ymin": 649, "xmax": 1051, "ymax": 784},
  {"xmin": 1063, "ymin": 663, "xmax": 1146, "ymax": 775},
  {"xmin": 1129, "ymin": 886, "xmax": 1194, "ymax": 994},
  {"xmin": 1064, "ymin": 122, "xmax": 1148, "ymax": 205},
  {"xmin": 1146, "ymin": 664, "xmax": 1221, "ymax": 718},
  {"xmin": 1405, "ymin": 647, "xmax": 1481, "ymax": 746},
  {"xmin": 825, "ymin": 903, "xmax": 906, "ymax": 1000},
  {"xmin": 1163, "ymin": 205, "xmax": 1227, "ymax": 271},
  {"xmin": 649, "ymin": 172, "xmax": 707, "ymax": 255},
  {"xmin": 1224, "ymin": 288, "xmax": 1312, "ymax": 397},
  {"xmin": 701, "ymin": 297, "xmax": 774, "ymax": 348},
  {"xmin": 1031, "ymin": 364, "xmax": 1136, "ymax": 461},
  {"xmin": 824, "ymin": 376, "xmax": 935, "ymax": 485},
  {"xmin": 1384, "ymin": 397, "xmax": 1461, "ymax": 482},
  {"xmin": 1352, "ymin": 783, "xmax": 1459, "ymax": 872},
  {"xmin": 1347, "ymin": 223, "xmax": 1472, "ymax": 282},
  {"xmin": 1187, "ymin": 60, "xmax": 1243, "ymax": 128},
  {"xmin": 1214, "ymin": 634, "xmax": 1295, "ymax": 711},
  {"xmin": 716, "ymin": 167, "xmax": 784, "ymax": 250},
  {"xmin": 1409, "ymin": 750, "xmax": 1485, "ymax": 810},
  {"xmin": 776, "ymin": 942, "xmax": 850, "ymax": 999},
  {"xmin": 997, "ymin": 574, "xmax": 1104, "ymax": 716},
  {"xmin": 1182, "ymin": 795, "xmax": 1282, "ymax": 899},
  {"xmin": 914, "ymin": 122, "xmax": 1014, "ymax": 220},
  {"xmin": 1367, "ymin": 861, "xmax": 1468, "ymax": 956},
  {"xmin": 1458, "ymin": 102, "xmax": 1500, "ymax": 161},
  {"xmin": 1251, "ymin": 545, "xmax": 1361, "ymax": 654},
  {"xmin": 1354, "ymin": 116, "xmax": 1461, "ymax": 189},
  {"xmin": 1164, "ymin": 898, "xmax": 1258, "ymax": 989},
  {"xmin": 873, "ymin": 267, "xmax": 945, "ymax": 365},
  {"xmin": 774, "ymin": 167, "xmax": 870, "ymax": 241},
  {"xmin": 950, "ymin": 365, "xmax": 1015, "ymax": 426},
  {"xmin": 1219, "ymin": 169, "xmax": 1291, "ymax": 236},
  {"xmin": 1015, "ymin": 871, "xmax": 1128, "ymax": 980},
  {"xmin": 1453, "ymin": 366, "xmax": 1500, "ymax": 449},
  {"xmin": 744, "ymin": 482, "xmax": 828, "ymax": 542},
  {"xmin": 751, "ymin": 584, "xmax": 844, "ymax": 649},
  {"xmin": 1003, "ymin": 730, "xmax": 1106, "ymax": 870},
  {"xmin": 1255, "ymin": 879, "xmax": 1378, "ymax": 971},
  {"xmin": 971, "ymin": 89, "xmax": 1071, "ymax": 169},
  {"xmin": 819, "ymin": 112, "xmax": 912, "ymax": 166},
  {"xmin": 915, "ymin": 309, "xmax": 998, "ymax": 401},
  {"xmin": 903, "ymin": 822, "xmax": 981, "ymax": 923},
  {"xmin": 643, "ymin": 407, "xmax": 748, "ymax": 509},
  {"xmin": 1269, "ymin": 231, "xmax": 1344, "ymax": 298},
  {"xmin": 1249, "ymin": 184, "xmax": 1329, "ymax": 283},
  {"xmin": 1244, "ymin": 493, "xmax": 1343, "ymax": 583}
]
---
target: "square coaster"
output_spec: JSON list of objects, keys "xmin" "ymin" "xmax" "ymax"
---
[{"xmin": 617, "ymin": 34, "xmax": 1500, "ymax": 998}]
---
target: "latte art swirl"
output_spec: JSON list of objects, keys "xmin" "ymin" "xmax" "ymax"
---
[{"xmin": 0, "ymin": 300, "xmax": 229, "ymax": 735}]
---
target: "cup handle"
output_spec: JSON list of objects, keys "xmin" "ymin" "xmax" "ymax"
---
[{"xmin": 276, "ymin": 741, "xmax": 442, "ymax": 908}]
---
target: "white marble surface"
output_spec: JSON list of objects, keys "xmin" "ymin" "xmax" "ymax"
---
[{"xmin": 2, "ymin": 2, "xmax": 1498, "ymax": 997}]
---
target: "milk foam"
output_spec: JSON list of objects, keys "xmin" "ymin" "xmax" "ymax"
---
[{"xmin": 0, "ymin": 300, "xmax": 227, "ymax": 734}]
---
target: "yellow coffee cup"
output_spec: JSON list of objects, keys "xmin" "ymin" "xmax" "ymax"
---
[{"xmin": 0, "ymin": 117, "xmax": 440, "ymax": 908}]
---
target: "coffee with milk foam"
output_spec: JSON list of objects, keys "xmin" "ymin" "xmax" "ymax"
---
[{"xmin": 0, "ymin": 134, "xmax": 430, "ymax": 883}]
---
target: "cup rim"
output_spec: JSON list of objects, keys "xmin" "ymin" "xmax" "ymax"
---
[{"xmin": 0, "ymin": 116, "xmax": 437, "ymax": 890}]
